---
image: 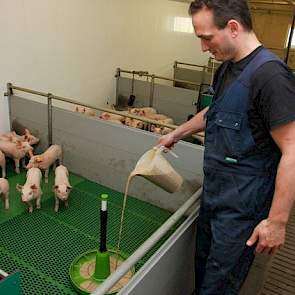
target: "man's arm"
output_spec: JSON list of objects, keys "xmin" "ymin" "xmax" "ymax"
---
[
  {"xmin": 156, "ymin": 107, "xmax": 208, "ymax": 149},
  {"xmin": 247, "ymin": 121, "xmax": 295, "ymax": 254}
]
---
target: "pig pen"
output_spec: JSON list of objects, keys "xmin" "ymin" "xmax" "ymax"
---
[{"xmin": 1, "ymin": 85, "xmax": 204, "ymax": 295}]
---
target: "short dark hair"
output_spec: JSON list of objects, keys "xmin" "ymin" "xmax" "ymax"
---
[{"xmin": 189, "ymin": 0, "xmax": 253, "ymax": 32}]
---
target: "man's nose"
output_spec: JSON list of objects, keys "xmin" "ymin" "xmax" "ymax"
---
[{"xmin": 201, "ymin": 40, "xmax": 209, "ymax": 52}]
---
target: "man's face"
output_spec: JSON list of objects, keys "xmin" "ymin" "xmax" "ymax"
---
[{"xmin": 192, "ymin": 8, "xmax": 236, "ymax": 62}]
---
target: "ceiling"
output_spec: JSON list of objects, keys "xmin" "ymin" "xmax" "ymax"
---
[
  {"xmin": 249, "ymin": 0, "xmax": 295, "ymax": 5},
  {"xmin": 171, "ymin": 0, "xmax": 295, "ymax": 5}
]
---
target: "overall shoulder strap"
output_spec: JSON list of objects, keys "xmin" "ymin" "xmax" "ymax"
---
[{"xmin": 238, "ymin": 48, "xmax": 285, "ymax": 88}]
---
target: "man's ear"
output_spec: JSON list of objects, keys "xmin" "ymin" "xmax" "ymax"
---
[{"xmin": 227, "ymin": 19, "xmax": 239, "ymax": 38}]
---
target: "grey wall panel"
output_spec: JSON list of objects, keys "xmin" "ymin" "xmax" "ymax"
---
[
  {"xmin": 174, "ymin": 67, "xmax": 204, "ymax": 84},
  {"xmin": 117, "ymin": 77, "xmax": 198, "ymax": 125},
  {"xmin": 117, "ymin": 77, "xmax": 151, "ymax": 107},
  {"xmin": 153, "ymin": 84, "xmax": 198, "ymax": 124},
  {"xmin": 119, "ymin": 210, "xmax": 197, "ymax": 295},
  {"xmin": 174, "ymin": 68, "xmax": 214, "ymax": 86},
  {"xmin": 9, "ymin": 95, "xmax": 204, "ymax": 212},
  {"xmin": 9, "ymin": 96, "xmax": 48, "ymax": 154}
]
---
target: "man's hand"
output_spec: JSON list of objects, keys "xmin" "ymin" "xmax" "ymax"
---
[
  {"xmin": 246, "ymin": 219, "xmax": 286, "ymax": 255},
  {"xmin": 156, "ymin": 132, "xmax": 178, "ymax": 150}
]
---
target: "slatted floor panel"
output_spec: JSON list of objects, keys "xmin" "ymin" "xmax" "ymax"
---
[
  {"xmin": 259, "ymin": 208, "xmax": 295, "ymax": 295},
  {"xmin": 0, "ymin": 161, "xmax": 183, "ymax": 294}
]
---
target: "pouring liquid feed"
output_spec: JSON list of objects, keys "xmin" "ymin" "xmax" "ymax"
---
[{"xmin": 115, "ymin": 147, "xmax": 183, "ymax": 268}]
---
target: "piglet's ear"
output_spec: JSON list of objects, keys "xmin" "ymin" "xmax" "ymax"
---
[
  {"xmin": 16, "ymin": 184, "xmax": 23, "ymax": 192},
  {"xmin": 35, "ymin": 157, "xmax": 42, "ymax": 163},
  {"xmin": 31, "ymin": 184, "xmax": 37, "ymax": 191}
]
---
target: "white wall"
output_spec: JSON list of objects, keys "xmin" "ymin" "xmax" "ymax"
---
[{"xmin": 0, "ymin": 0, "xmax": 209, "ymax": 133}]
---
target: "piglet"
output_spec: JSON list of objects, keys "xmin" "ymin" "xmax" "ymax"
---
[
  {"xmin": 53, "ymin": 165, "xmax": 72, "ymax": 212},
  {"xmin": 26, "ymin": 145, "xmax": 62, "ymax": 183},
  {"xmin": 99, "ymin": 112, "xmax": 125, "ymax": 122},
  {"xmin": 151, "ymin": 125, "xmax": 173, "ymax": 135},
  {"xmin": 0, "ymin": 150, "xmax": 6, "ymax": 178},
  {"xmin": 0, "ymin": 129, "xmax": 39, "ymax": 146},
  {"xmin": 125, "ymin": 117, "xmax": 145, "ymax": 129},
  {"xmin": 0, "ymin": 178, "xmax": 9, "ymax": 209},
  {"xmin": 0, "ymin": 140, "xmax": 33, "ymax": 174},
  {"xmin": 128, "ymin": 107, "xmax": 157, "ymax": 116},
  {"xmin": 16, "ymin": 168, "xmax": 42, "ymax": 213},
  {"xmin": 75, "ymin": 106, "xmax": 96, "ymax": 116}
]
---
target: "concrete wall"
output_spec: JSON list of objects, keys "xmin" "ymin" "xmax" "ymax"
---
[{"xmin": 0, "ymin": 0, "xmax": 210, "ymax": 134}]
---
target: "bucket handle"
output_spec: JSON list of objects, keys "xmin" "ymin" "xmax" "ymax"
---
[{"xmin": 153, "ymin": 146, "xmax": 179, "ymax": 158}]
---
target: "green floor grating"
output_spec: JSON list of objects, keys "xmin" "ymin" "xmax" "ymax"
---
[{"xmin": 0, "ymin": 161, "xmax": 183, "ymax": 294}]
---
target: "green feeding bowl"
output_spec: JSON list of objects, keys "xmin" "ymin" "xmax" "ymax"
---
[{"xmin": 69, "ymin": 249, "xmax": 135, "ymax": 295}]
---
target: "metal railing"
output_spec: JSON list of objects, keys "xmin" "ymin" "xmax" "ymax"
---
[
  {"xmin": 174, "ymin": 60, "xmax": 213, "ymax": 70},
  {"xmin": 115, "ymin": 67, "xmax": 204, "ymax": 108},
  {"xmin": 4, "ymin": 83, "xmax": 205, "ymax": 145},
  {"xmin": 92, "ymin": 187, "xmax": 202, "ymax": 295}
]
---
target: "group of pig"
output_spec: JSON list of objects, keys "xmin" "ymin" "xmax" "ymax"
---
[
  {"xmin": 75, "ymin": 105, "xmax": 174, "ymax": 135},
  {"xmin": 0, "ymin": 130, "xmax": 72, "ymax": 213},
  {"xmin": 99, "ymin": 107, "xmax": 174, "ymax": 135}
]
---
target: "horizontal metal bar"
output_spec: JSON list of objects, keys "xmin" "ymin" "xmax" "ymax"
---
[
  {"xmin": 10, "ymin": 85, "xmax": 48, "ymax": 97},
  {"xmin": 117, "ymin": 68, "xmax": 203, "ymax": 87},
  {"xmin": 91, "ymin": 187, "xmax": 203, "ymax": 295},
  {"xmin": 8, "ymin": 83, "xmax": 205, "ymax": 137},
  {"xmin": 174, "ymin": 61, "xmax": 212, "ymax": 70}
]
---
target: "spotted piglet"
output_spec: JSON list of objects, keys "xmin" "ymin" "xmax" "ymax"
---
[
  {"xmin": 26, "ymin": 145, "xmax": 62, "ymax": 183},
  {"xmin": 0, "ymin": 178, "xmax": 9, "ymax": 209},
  {"xmin": 53, "ymin": 165, "xmax": 72, "ymax": 212},
  {"xmin": 16, "ymin": 168, "xmax": 42, "ymax": 213},
  {"xmin": 0, "ymin": 150, "xmax": 6, "ymax": 178}
]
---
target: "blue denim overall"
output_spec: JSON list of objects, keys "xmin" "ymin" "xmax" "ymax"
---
[{"xmin": 195, "ymin": 48, "xmax": 284, "ymax": 295}]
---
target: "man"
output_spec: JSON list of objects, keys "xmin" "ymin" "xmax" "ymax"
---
[{"xmin": 157, "ymin": 1, "xmax": 295, "ymax": 294}]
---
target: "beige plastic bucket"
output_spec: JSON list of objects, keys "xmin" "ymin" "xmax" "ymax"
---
[{"xmin": 132, "ymin": 148, "xmax": 183, "ymax": 193}]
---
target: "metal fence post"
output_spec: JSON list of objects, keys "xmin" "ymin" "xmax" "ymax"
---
[{"xmin": 47, "ymin": 93, "xmax": 53, "ymax": 147}]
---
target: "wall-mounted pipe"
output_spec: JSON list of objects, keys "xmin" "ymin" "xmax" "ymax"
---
[
  {"xmin": 91, "ymin": 187, "xmax": 202, "ymax": 295},
  {"xmin": 285, "ymin": 9, "xmax": 295, "ymax": 64}
]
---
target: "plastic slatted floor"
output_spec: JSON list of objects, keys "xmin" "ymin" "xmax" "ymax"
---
[
  {"xmin": 0, "ymin": 162, "xmax": 182, "ymax": 294},
  {"xmin": 259, "ymin": 207, "xmax": 295, "ymax": 295}
]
